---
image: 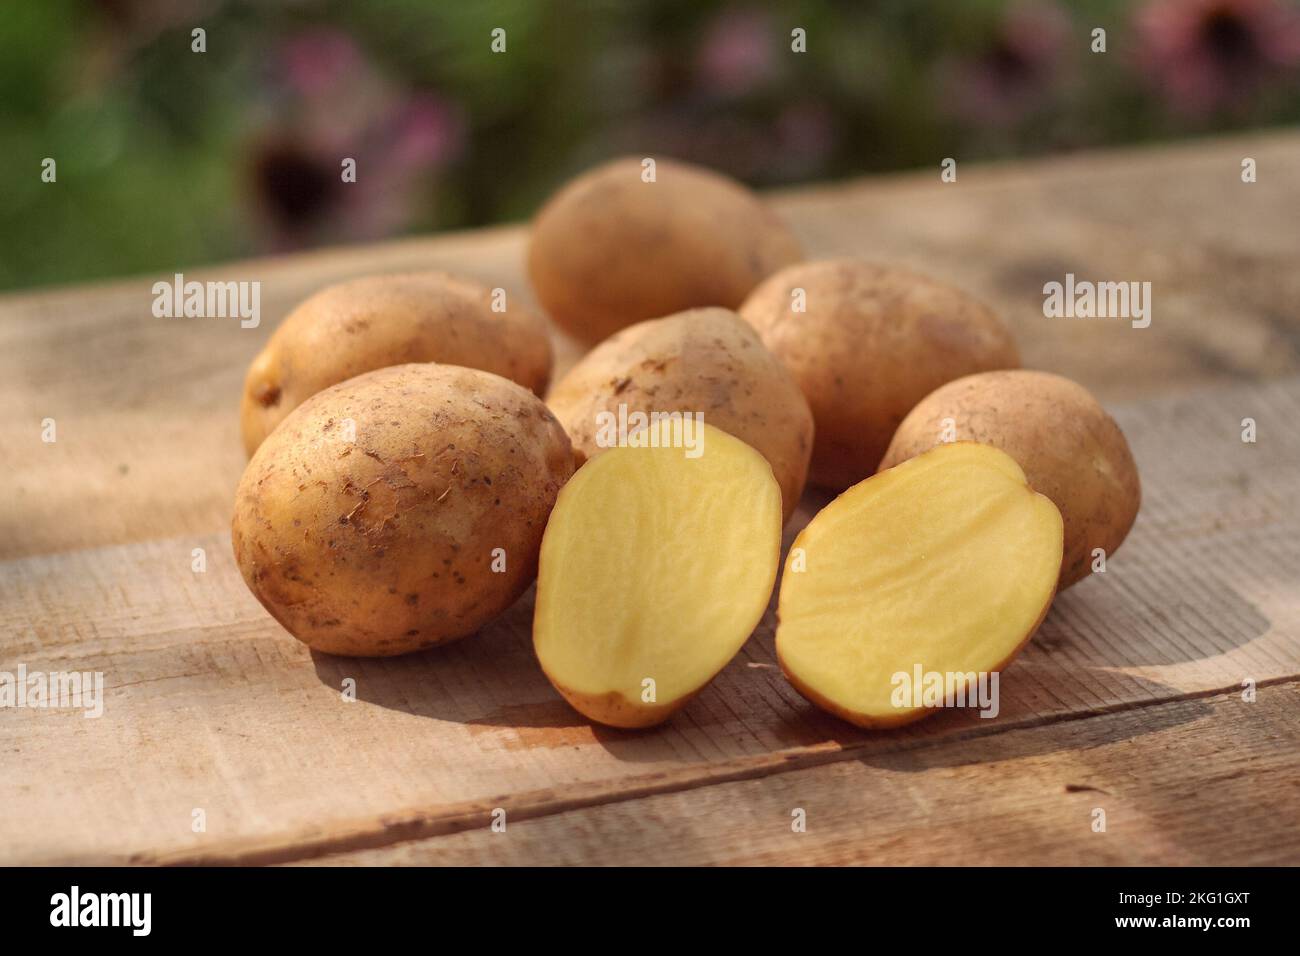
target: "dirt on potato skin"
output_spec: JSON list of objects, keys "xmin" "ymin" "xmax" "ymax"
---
[
  {"xmin": 232, "ymin": 363, "xmax": 574, "ymax": 657},
  {"xmin": 546, "ymin": 307, "xmax": 813, "ymax": 523},
  {"xmin": 740, "ymin": 259, "xmax": 1020, "ymax": 490}
]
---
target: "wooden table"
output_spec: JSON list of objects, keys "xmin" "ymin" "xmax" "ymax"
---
[{"xmin": 3, "ymin": 132, "xmax": 1298, "ymax": 865}]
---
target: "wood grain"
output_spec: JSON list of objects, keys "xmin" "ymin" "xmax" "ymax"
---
[
  {"xmin": 305, "ymin": 683, "xmax": 1300, "ymax": 867},
  {"xmin": 2, "ymin": 376, "xmax": 1296, "ymax": 864},
  {"xmin": 2, "ymin": 133, "xmax": 1298, "ymax": 865}
]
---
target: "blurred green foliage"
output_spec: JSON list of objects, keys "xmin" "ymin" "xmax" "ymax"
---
[{"xmin": 2, "ymin": 0, "xmax": 1298, "ymax": 291}]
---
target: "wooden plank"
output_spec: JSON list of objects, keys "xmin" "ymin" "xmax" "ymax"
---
[
  {"xmin": 4, "ymin": 133, "xmax": 1299, "ymax": 865},
  {"xmin": 3, "ymin": 132, "xmax": 1300, "ymax": 560},
  {"xmin": 3, "ymin": 376, "xmax": 1297, "ymax": 864},
  {"xmin": 303, "ymin": 683, "xmax": 1300, "ymax": 867}
]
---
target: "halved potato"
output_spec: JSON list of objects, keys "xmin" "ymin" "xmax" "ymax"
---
[
  {"xmin": 534, "ymin": 420, "xmax": 782, "ymax": 728},
  {"xmin": 776, "ymin": 442, "xmax": 1063, "ymax": 728},
  {"xmin": 545, "ymin": 307, "xmax": 813, "ymax": 524},
  {"xmin": 878, "ymin": 370, "xmax": 1140, "ymax": 588}
]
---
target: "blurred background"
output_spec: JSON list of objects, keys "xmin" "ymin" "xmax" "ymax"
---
[{"xmin": 3, "ymin": 0, "xmax": 1299, "ymax": 292}]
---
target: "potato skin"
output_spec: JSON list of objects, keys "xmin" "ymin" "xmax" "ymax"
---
[
  {"xmin": 527, "ymin": 156, "xmax": 803, "ymax": 344},
  {"xmin": 544, "ymin": 674, "xmax": 706, "ymax": 730},
  {"xmin": 878, "ymin": 370, "xmax": 1141, "ymax": 589},
  {"xmin": 545, "ymin": 308, "xmax": 813, "ymax": 523},
  {"xmin": 739, "ymin": 259, "xmax": 1019, "ymax": 489},
  {"xmin": 241, "ymin": 272, "xmax": 553, "ymax": 456},
  {"xmin": 232, "ymin": 363, "xmax": 574, "ymax": 656}
]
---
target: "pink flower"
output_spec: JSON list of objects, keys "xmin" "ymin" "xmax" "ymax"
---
[
  {"xmin": 280, "ymin": 28, "xmax": 363, "ymax": 97},
  {"xmin": 1137, "ymin": 0, "xmax": 1300, "ymax": 114},
  {"xmin": 696, "ymin": 9, "xmax": 776, "ymax": 97},
  {"xmin": 939, "ymin": 2, "xmax": 1073, "ymax": 127},
  {"xmin": 246, "ymin": 31, "xmax": 464, "ymax": 249},
  {"xmin": 387, "ymin": 95, "xmax": 465, "ymax": 171}
]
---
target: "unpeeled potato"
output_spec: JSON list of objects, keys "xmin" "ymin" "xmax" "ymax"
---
[
  {"xmin": 528, "ymin": 156, "xmax": 803, "ymax": 343},
  {"xmin": 878, "ymin": 370, "xmax": 1141, "ymax": 588},
  {"xmin": 740, "ymin": 259, "xmax": 1019, "ymax": 489},
  {"xmin": 241, "ymin": 272, "xmax": 552, "ymax": 455},
  {"xmin": 545, "ymin": 307, "xmax": 813, "ymax": 523},
  {"xmin": 777, "ymin": 442, "xmax": 1063, "ymax": 728},
  {"xmin": 232, "ymin": 363, "xmax": 574, "ymax": 657}
]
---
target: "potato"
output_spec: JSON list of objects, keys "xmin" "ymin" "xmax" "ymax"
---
[
  {"xmin": 240, "ymin": 271, "xmax": 553, "ymax": 456},
  {"xmin": 232, "ymin": 363, "xmax": 574, "ymax": 657},
  {"xmin": 545, "ymin": 308, "xmax": 813, "ymax": 523},
  {"xmin": 535, "ymin": 420, "xmax": 782, "ymax": 728},
  {"xmin": 777, "ymin": 442, "xmax": 1062, "ymax": 728},
  {"xmin": 739, "ymin": 259, "xmax": 1019, "ymax": 489},
  {"xmin": 527, "ymin": 156, "xmax": 803, "ymax": 343},
  {"xmin": 878, "ymin": 370, "xmax": 1141, "ymax": 589}
]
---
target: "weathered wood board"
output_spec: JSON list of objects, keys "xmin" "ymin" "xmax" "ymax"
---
[
  {"xmin": 310, "ymin": 686, "xmax": 1300, "ymax": 866},
  {"xmin": 1, "ymin": 132, "xmax": 1298, "ymax": 865}
]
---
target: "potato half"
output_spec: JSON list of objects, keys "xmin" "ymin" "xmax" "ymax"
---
[
  {"xmin": 527, "ymin": 156, "xmax": 803, "ymax": 343},
  {"xmin": 534, "ymin": 421, "xmax": 783, "ymax": 728},
  {"xmin": 740, "ymin": 259, "xmax": 1019, "ymax": 489},
  {"xmin": 241, "ymin": 271, "xmax": 553, "ymax": 455},
  {"xmin": 878, "ymin": 370, "xmax": 1141, "ymax": 588},
  {"xmin": 233, "ymin": 363, "xmax": 574, "ymax": 657},
  {"xmin": 777, "ymin": 442, "xmax": 1062, "ymax": 728},
  {"xmin": 545, "ymin": 307, "xmax": 813, "ymax": 523}
]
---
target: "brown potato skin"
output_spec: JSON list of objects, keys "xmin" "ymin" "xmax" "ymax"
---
[
  {"xmin": 878, "ymin": 371, "xmax": 1141, "ymax": 589},
  {"xmin": 544, "ymin": 679, "xmax": 700, "ymax": 730},
  {"xmin": 241, "ymin": 272, "xmax": 553, "ymax": 456},
  {"xmin": 545, "ymin": 308, "xmax": 814, "ymax": 523},
  {"xmin": 232, "ymin": 364, "xmax": 574, "ymax": 657},
  {"xmin": 527, "ymin": 156, "xmax": 803, "ymax": 344},
  {"xmin": 739, "ymin": 259, "xmax": 1019, "ymax": 490}
]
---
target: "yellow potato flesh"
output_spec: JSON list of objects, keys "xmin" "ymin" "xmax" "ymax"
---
[
  {"xmin": 534, "ymin": 421, "xmax": 782, "ymax": 728},
  {"xmin": 776, "ymin": 442, "xmax": 1063, "ymax": 728}
]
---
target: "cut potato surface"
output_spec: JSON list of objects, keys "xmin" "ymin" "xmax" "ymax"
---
[
  {"xmin": 776, "ymin": 442, "xmax": 1063, "ymax": 728},
  {"xmin": 534, "ymin": 421, "xmax": 782, "ymax": 728},
  {"xmin": 878, "ymin": 370, "xmax": 1140, "ymax": 589},
  {"xmin": 545, "ymin": 307, "xmax": 813, "ymax": 524}
]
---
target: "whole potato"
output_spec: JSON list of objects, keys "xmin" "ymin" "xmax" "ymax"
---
[
  {"xmin": 527, "ymin": 156, "xmax": 803, "ymax": 344},
  {"xmin": 739, "ymin": 259, "xmax": 1019, "ymax": 489},
  {"xmin": 878, "ymin": 370, "xmax": 1141, "ymax": 589},
  {"xmin": 232, "ymin": 363, "xmax": 575, "ymax": 656},
  {"xmin": 241, "ymin": 272, "xmax": 553, "ymax": 456},
  {"xmin": 546, "ymin": 308, "xmax": 813, "ymax": 523}
]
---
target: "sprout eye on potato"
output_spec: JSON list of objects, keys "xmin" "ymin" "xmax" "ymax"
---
[
  {"xmin": 240, "ymin": 271, "xmax": 553, "ymax": 456},
  {"xmin": 527, "ymin": 156, "xmax": 803, "ymax": 344},
  {"xmin": 739, "ymin": 258, "xmax": 1020, "ymax": 490},
  {"xmin": 545, "ymin": 307, "xmax": 814, "ymax": 523},
  {"xmin": 879, "ymin": 369, "xmax": 1141, "ymax": 589},
  {"xmin": 232, "ymin": 363, "xmax": 574, "ymax": 657}
]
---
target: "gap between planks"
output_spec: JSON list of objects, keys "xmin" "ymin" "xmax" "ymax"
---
[{"xmin": 135, "ymin": 676, "xmax": 1297, "ymax": 866}]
